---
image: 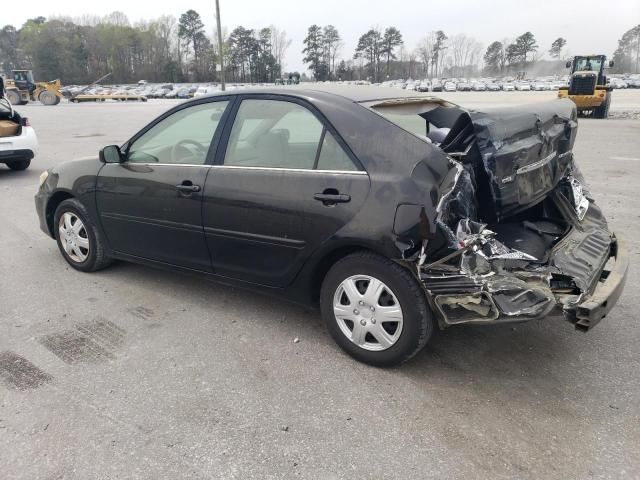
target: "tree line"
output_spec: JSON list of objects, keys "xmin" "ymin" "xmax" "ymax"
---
[
  {"xmin": 303, "ymin": 25, "xmax": 640, "ymax": 81},
  {"xmin": 1, "ymin": 13, "xmax": 638, "ymax": 85},
  {"xmin": 0, "ymin": 11, "xmax": 292, "ymax": 84},
  {"xmin": 301, "ymin": 25, "xmax": 556, "ymax": 81}
]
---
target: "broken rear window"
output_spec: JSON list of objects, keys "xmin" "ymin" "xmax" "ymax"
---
[{"xmin": 364, "ymin": 98, "xmax": 457, "ymax": 143}]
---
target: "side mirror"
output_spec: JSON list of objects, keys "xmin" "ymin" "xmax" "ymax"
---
[
  {"xmin": 99, "ymin": 145, "xmax": 123, "ymax": 164},
  {"xmin": 609, "ymin": 60, "xmax": 614, "ymax": 68},
  {"xmin": 565, "ymin": 61, "xmax": 572, "ymax": 69}
]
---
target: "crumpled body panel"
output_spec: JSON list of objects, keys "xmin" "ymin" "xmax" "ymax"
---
[
  {"xmin": 365, "ymin": 96, "xmax": 625, "ymax": 330},
  {"xmin": 469, "ymin": 100, "xmax": 578, "ymax": 221},
  {"xmin": 421, "ymin": 202, "xmax": 613, "ymax": 327},
  {"xmin": 415, "ymin": 101, "xmax": 621, "ymax": 329}
]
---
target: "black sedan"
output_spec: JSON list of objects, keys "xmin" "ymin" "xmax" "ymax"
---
[{"xmin": 35, "ymin": 87, "xmax": 628, "ymax": 366}]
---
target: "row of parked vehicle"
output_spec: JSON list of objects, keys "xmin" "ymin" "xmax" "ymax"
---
[
  {"xmin": 58, "ymin": 74, "xmax": 640, "ymax": 103},
  {"xmin": 143, "ymin": 84, "xmax": 219, "ymax": 99},
  {"xmin": 380, "ymin": 74, "xmax": 640, "ymax": 92},
  {"xmin": 381, "ymin": 78, "xmax": 570, "ymax": 92},
  {"xmin": 59, "ymin": 82, "xmax": 281, "ymax": 101},
  {"xmin": 609, "ymin": 76, "xmax": 640, "ymax": 89},
  {"xmin": 59, "ymin": 83, "xmax": 213, "ymax": 100}
]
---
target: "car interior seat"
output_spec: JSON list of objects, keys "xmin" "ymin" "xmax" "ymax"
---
[{"xmin": 256, "ymin": 130, "xmax": 289, "ymax": 167}]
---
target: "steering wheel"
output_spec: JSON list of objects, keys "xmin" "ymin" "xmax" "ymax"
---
[{"xmin": 171, "ymin": 139, "xmax": 207, "ymax": 163}]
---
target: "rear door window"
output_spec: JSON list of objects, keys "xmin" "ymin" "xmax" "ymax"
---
[
  {"xmin": 224, "ymin": 99, "xmax": 358, "ymax": 171},
  {"xmin": 316, "ymin": 131, "xmax": 358, "ymax": 171},
  {"xmin": 224, "ymin": 99, "xmax": 323, "ymax": 170}
]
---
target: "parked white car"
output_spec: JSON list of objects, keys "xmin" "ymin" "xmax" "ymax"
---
[
  {"xmin": 416, "ymin": 80, "xmax": 431, "ymax": 92},
  {"xmin": 0, "ymin": 80, "xmax": 38, "ymax": 171},
  {"xmin": 193, "ymin": 86, "xmax": 219, "ymax": 97}
]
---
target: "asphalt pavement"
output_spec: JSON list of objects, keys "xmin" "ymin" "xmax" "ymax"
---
[{"xmin": 1, "ymin": 90, "xmax": 639, "ymax": 479}]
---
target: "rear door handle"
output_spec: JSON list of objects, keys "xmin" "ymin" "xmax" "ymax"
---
[
  {"xmin": 176, "ymin": 183, "xmax": 201, "ymax": 193},
  {"xmin": 313, "ymin": 193, "xmax": 351, "ymax": 205}
]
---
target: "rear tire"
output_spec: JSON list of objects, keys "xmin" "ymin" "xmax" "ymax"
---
[
  {"xmin": 7, "ymin": 159, "xmax": 31, "ymax": 170},
  {"xmin": 54, "ymin": 198, "xmax": 113, "ymax": 272},
  {"xmin": 6, "ymin": 89, "xmax": 21, "ymax": 105},
  {"xmin": 320, "ymin": 252, "xmax": 434, "ymax": 367}
]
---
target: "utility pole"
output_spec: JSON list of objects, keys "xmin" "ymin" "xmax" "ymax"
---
[{"xmin": 215, "ymin": 0, "xmax": 225, "ymax": 91}]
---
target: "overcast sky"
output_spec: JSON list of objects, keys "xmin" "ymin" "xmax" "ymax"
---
[{"xmin": 4, "ymin": 0, "xmax": 639, "ymax": 73}]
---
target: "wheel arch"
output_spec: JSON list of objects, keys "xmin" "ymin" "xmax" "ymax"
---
[
  {"xmin": 45, "ymin": 190, "xmax": 74, "ymax": 237},
  {"xmin": 306, "ymin": 242, "xmax": 395, "ymax": 304}
]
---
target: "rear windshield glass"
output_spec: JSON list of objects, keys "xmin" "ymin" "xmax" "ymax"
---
[
  {"xmin": 367, "ymin": 99, "xmax": 453, "ymax": 141},
  {"xmin": 365, "ymin": 99, "xmax": 465, "ymax": 148},
  {"xmin": 372, "ymin": 111, "xmax": 428, "ymax": 138}
]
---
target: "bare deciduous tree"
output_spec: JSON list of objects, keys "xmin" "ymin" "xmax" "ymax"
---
[
  {"xmin": 270, "ymin": 25, "xmax": 292, "ymax": 74},
  {"xmin": 417, "ymin": 32, "xmax": 437, "ymax": 78}
]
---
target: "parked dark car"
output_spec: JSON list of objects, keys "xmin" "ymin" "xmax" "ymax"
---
[{"xmin": 35, "ymin": 87, "xmax": 628, "ymax": 366}]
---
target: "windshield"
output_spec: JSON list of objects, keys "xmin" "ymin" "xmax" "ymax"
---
[
  {"xmin": 574, "ymin": 57, "xmax": 602, "ymax": 72},
  {"xmin": 13, "ymin": 71, "xmax": 34, "ymax": 82}
]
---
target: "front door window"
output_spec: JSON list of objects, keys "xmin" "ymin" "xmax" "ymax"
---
[{"xmin": 127, "ymin": 101, "xmax": 229, "ymax": 165}]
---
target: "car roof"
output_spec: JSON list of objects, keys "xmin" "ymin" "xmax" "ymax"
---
[{"xmin": 198, "ymin": 84, "xmax": 429, "ymax": 104}]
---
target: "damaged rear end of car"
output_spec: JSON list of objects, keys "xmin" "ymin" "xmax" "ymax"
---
[{"xmin": 368, "ymin": 97, "xmax": 628, "ymax": 332}]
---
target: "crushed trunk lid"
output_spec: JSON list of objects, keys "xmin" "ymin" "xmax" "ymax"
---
[
  {"xmin": 367, "ymin": 97, "xmax": 627, "ymax": 330},
  {"xmin": 422, "ymin": 99, "xmax": 578, "ymax": 222}
]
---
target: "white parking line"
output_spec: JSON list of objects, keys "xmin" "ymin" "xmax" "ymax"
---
[{"xmin": 609, "ymin": 156, "xmax": 640, "ymax": 162}]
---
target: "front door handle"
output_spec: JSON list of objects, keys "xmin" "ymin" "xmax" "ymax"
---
[
  {"xmin": 176, "ymin": 182, "xmax": 201, "ymax": 193},
  {"xmin": 313, "ymin": 191, "xmax": 351, "ymax": 206}
]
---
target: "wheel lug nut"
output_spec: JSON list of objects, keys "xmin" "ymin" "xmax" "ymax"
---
[
  {"xmin": 353, "ymin": 309, "xmax": 359, "ymax": 315},
  {"xmin": 370, "ymin": 306, "xmax": 375, "ymax": 311},
  {"xmin": 360, "ymin": 319, "xmax": 366, "ymax": 326},
  {"xmin": 371, "ymin": 318, "xmax": 376, "ymax": 324},
  {"xmin": 359, "ymin": 301, "xmax": 365, "ymax": 306}
]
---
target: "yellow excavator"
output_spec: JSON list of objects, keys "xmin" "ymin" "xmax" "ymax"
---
[
  {"xmin": 558, "ymin": 55, "xmax": 613, "ymax": 118},
  {"xmin": 4, "ymin": 70, "xmax": 62, "ymax": 106}
]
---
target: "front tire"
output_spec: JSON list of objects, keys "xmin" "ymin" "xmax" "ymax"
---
[
  {"xmin": 39, "ymin": 90, "xmax": 60, "ymax": 106},
  {"xmin": 54, "ymin": 198, "xmax": 113, "ymax": 272},
  {"xmin": 320, "ymin": 252, "xmax": 434, "ymax": 367},
  {"xmin": 594, "ymin": 94, "xmax": 611, "ymax": 119}
]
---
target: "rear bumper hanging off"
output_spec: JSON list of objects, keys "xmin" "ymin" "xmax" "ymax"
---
[{"xmin": 564, "ymin": 234, "xmax": 629, "ymax": 331}]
